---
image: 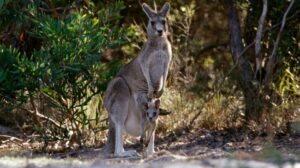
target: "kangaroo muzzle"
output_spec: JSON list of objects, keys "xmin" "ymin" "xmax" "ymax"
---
[
  {"xmin": 157, "ymin": 30, "xmax": 163, "ymax": 36},
  {"xmin": 156, "ymin": 24, "xmax": 164, "ymax": 36}
]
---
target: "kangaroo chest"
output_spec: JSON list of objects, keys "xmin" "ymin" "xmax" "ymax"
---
[
  {"xmin": 147, "ymin": 39, "xmax": 170, "ymax": 66},
  {"xmin": 148, "ymin": 41, "xmax": 171, "ymax": 91}
]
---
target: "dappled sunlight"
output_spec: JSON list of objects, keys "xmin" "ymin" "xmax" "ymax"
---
[{"xmin": 0, "ymin": 0, "xmax": 299, "ymax": 167}]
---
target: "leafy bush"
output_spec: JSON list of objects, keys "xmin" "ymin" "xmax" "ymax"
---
[
  {"xmin": 0, "ymin": 1, "xmax": 127, "ymax": 146},
  {"xmin": 0, "ymin": 45, "xmax": 30, "ymax": 107}
]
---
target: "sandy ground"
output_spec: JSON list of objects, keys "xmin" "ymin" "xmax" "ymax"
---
[
  {"xmin": 1, "ymin": 126, "xmax": 300, "ymax": 168},
  {"xmin": 0, "ymin": 153, "xmax": 299, "ymax": 168}
]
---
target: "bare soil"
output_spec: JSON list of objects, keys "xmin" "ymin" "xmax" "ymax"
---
[{"xmin": 0, "ymin": 127, "xmax": 299, "ymax": 168}]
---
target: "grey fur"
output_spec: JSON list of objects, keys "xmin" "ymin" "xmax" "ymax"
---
[{"xmin": 103, "ymin": 2, "xmax": 172, "ymax": 157}]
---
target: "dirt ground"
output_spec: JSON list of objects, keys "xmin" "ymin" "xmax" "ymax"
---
[{"xmin": 0, "ymin": 126, "xmax": 300, "ymax": 168}]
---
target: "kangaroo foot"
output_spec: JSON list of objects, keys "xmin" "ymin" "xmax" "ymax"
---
[{"xmin": 115, "ymin": 149, "xmax": 138, "ymax": 158}]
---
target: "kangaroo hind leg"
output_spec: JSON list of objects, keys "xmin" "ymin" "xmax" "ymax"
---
[{"xmin": 105, "ymin": 77, "xmax": 138, "ymax": 157}]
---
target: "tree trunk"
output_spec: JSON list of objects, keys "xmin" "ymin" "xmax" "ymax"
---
[{"xmin": 225, "ymin": 0, "xmax": 262, "ymax": 122}]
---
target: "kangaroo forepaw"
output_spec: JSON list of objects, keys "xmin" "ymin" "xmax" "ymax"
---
[
  {"xmin": 155, "ymin": 89, "xmax": 163, "ymax": 98},
  {"xmin": 147, "ymin": 92, "xmax": 154, "ymax": 99},
  {"xmin": 147, "ymin": 87, "xmax": 154, "ymax": 99}
]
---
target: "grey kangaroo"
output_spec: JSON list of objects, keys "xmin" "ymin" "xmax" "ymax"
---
[
  {"xmin": 139, "ymin": 96, "xmax": 160, "ymax": 157},
  {"xmin": 103, "ymin": 2, "xmax": 171, "ymax": 157}
]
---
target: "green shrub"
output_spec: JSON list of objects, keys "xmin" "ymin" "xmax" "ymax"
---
[{"xmin": 0, "ymin": 1, "xmax": 127, "ymax": 146}]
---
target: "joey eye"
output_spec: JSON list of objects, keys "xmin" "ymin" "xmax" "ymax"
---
[
  {"xmin": 161, "ymin": 20, "xmax": 166, "ymax": 25},
  {"xmin": 151, "ymin": 21, "xmax": 155, "ymax": 26},
  {"xmin": 153, "ymin": 112, "xmax": 157, "ymax": 116}
]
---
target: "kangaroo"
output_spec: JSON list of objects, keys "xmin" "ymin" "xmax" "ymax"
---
[
  {"xmin": 139, "ymin": 96, "xmax": 160, "ymax": 156},
  {"xmin": 139, "ymin": 2, "xmax": 172, "ymax": 99},
  {"xmin": 103, "ymin": 2, "xmax": 171, "ymax": 157},
  {"xmin": 104, "ymin": 86, "xmax": 160, "ymax": 157}
]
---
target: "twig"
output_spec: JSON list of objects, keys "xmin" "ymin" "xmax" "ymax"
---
[
  {"xmin": 38, "ymin": 6, "xmax": 76, "ymax": 13},
  {"xmin": 264, "ymin": 0, "xmax": 295, "ymax": 85},
  {"xmin": 40, "ymin": 91, "xmax": 66, "ymax": 110},
  {"xmin": 0, "ymin": 135, "xmax": 22, "ymax": 142},
  {"xmin": 20, "ymin": 107, "xmax": 67, "ymax": 131},
  {"xmin": 197, "ymin": 43, "xmax": 228, "ymax": 55},
  {"xmin": 45, "ymin": 0, "xmax": 59, "ymax": 18},
  {"xmin": 189, "ymin": 2, "xmax": 299, "ymax": 127},
  {"xmin": 0, "ymin": 135, "xmax": 23, "ymax": 147},
  {"xmin": 255, "ymin": 0, "xmax": 268, "ymax": 79},
  {"xmin": 99, "ymin": 118, "xmax": 108, "ymax": 123},
  {"xmin": 265, "ymin": 9, "xmax": 300, "ymax": 32},
  {"xmin": 189, "ymin": 41, "xmax": 254, "ymax": 126},
  {"xmin": 29, "ymin": 93, "xmax": 42, "ymax": 128}
]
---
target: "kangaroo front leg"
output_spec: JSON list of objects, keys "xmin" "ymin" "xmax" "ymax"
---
[
  {"xmin": 140, "ymin": 119, "xmax": 147, "ymax": 150},
  {"xmin": 146, "ymin": 125, "xmax": 156, "ymax": 156},
  {"xmin": 114, "ymin": 123, "xmax": 137, "ymax": 157},
  {"xmin": 140, "ymin": 63, "xmax": 154, "ymax": 98},
  {"xmin": 156, "ymin": 62, "xmax": 170, "ymax": 98}
]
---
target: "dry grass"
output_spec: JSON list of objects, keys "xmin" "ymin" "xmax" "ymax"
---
[
  {"xmin": 156, "ymin": 86, "xmax": 245, "ymax": 135},
  {"xmin": 157, "ymin": 87, "xmax": 202, "ymax": 134}
]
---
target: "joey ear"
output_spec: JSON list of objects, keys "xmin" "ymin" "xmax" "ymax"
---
[
  {"xmin": 143, "ymin": 102, "xmax": 148, "ymax": 110},
  {"xmin": 155, "ymin": 99, "xmax": 160, "ymax": 109},
  {"xmin": 159, "ymin": 2, "xmax": 170, "ymax": 17},
  {"xmin": 142, "ymin": 3, "xmax": 156, "ymax": 18}
]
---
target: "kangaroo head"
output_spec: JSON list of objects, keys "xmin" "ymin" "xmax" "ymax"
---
[
  {"xmin": 142, "ymin": 98, "xmax": 160, "ymax": 122},
  {"xmin": 142, "ymin": 2, "xmax": 170, "ymax": 37}
]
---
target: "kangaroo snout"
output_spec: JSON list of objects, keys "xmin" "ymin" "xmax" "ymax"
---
[
  {"xmin": 148, "ymin": 116, "xmax": 156, "ymax": 123},
  {"xmin": 157, "ymin": 30, "xmax": 163, "ymax": 36}
]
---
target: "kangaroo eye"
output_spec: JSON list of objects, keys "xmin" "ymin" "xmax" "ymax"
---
[
  {"xmin": 151, "ymin": 21, "xmax": 155, "ymax": 26},
  {"xmin": 153, "ymin": 112, "xmax": 157, "ymax": 116},
  {"xmin": 162, "ymin": 20, "xmax": 166, "ymax": 25}
]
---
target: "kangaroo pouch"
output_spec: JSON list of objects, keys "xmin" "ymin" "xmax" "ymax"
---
[{"xmin": 124, "ymin": 104, "xmax": 143, "ymax": 137}]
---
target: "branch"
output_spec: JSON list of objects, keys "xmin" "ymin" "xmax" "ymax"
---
[
  {"xmin": 20, "ymin": 107, "xmax": 67, "ymax": 131},
  {"xmin": 265, "ymin": 9, "xmax": 300, "ymax": 33},
  {"xmin": 38, "ymin": 6, "xmax": 76, "ymax": 13},
  {"xmin": 264, "ymin": 0, "xmax": 295, "ymax": 85},
  {"xmin": 40, "ymin": 90, "xmax": 66, "ymax": 110},
  {"xmin": 189, "ymin": 41, "xmax": 255, "ymax": 126},
  {"xmin": 0, "ymin": 135, "xmax": 22, "ymax": 142},
  {"xmin": 29, "ymin": 93, "xmax": 42, "ymax": 128},
  {"xmin": 0, "ymin": 135, "xmax": 23, "ymax": 147},
  {"xmin": 189, "ymin": 2, "xmax": 299, "ymax": 126},
  {"xmin": 255, "ymin": 0, "xmax": 268, "ymax": 79},
  {"xmin": 197, "ymin": 43, "xmax": 228, "ymax": 55},
  {"xmin": 191, "ymin": 0, "xmax": 260, "ymax": 125}
]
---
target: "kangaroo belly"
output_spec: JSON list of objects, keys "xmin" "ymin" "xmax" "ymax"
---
[
  {"xmin": 124, "ymin": 111, "xmax": 143, "ymax": 137},
  {"xmin": 149, "ymin": 50, "xmax": 167, "ymax": 92},
  {"xmin": 150, "ymin": 64, "xmax": 164, "ymax": 92}
]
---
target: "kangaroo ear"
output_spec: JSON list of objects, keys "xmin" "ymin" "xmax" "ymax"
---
[
  {"xmin": 155, "ymin": 99, "xmax": 160, "ymax": 109},
  {"xmin": 142, "ymin": 3, "xmax": 155, "ymax": 18},
  {"xmin": 159, "ymin": 2, "xmax": 170, "ymax": 17},
  {"xmin": 142, "ymin": 102, "xmax": 148, "ymax": 110}
]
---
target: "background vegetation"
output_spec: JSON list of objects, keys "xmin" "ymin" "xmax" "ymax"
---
[{"xmin": 0, "ymin": 0, "xmax": 299, "ymax": 149}]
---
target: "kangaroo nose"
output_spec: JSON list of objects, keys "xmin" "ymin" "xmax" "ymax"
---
[{"xmin": 157, "ymin": 30, "xmax": 162, "ymax": 36}]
